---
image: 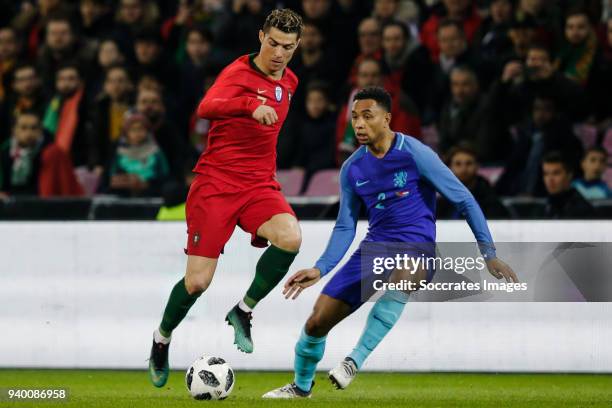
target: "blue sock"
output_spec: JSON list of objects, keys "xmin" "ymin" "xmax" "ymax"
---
[
  {"xmin": 348, "ymin": 291, "xmax": 409, "ymax": 369},
  {"xmin": 293, "ymin": 328, "xmax": 326, "ymax": 392}
]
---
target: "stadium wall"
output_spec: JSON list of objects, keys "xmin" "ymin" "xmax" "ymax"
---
[{"xmin": 1, "ymin": 221, "xmax": 612, "ymax": 372}]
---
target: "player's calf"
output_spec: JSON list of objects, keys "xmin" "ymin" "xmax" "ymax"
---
[{"xmin": 329, "ymin": 357, "xmax": 358, "ymax": 390}]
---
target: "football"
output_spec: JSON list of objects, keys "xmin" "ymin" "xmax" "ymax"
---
[{"xmin": 185, "ymin": 356, "xmax": 235, "ymax": 400}]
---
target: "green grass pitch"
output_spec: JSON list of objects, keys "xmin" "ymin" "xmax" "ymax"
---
[{"xmin": 1, "ymin": 369, "xmax": 611, "ymax": 407}]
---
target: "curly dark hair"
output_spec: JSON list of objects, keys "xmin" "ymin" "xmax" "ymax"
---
[{"xmin": 263, "ymin": 8, "xmax": 304, "ymax": 39}]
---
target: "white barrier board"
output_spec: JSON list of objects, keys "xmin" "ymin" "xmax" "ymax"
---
[{"xmin": 1, "ymin": 221, "xmax": 611, "ymax": 372}]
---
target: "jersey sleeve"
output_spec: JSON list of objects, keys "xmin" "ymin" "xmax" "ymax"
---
[
  {"xmin": 404, "ymin": 136, "xmax": 497, "ymax": 260},
  {"xmin": 196, "ymin": 67, "xmax": 261, "ymax": 119},
  {"xmin": 314, "ymin": 161, "xmax": 361, "ymax": 276}
]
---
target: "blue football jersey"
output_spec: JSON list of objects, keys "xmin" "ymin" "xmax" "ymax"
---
[{"xmin": 315, "ymin": 132, "xmax": 496, "ymax": 276}]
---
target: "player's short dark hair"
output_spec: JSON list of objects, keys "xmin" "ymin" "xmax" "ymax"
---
[
  {"xmin": 583, "ymin": 146, "xmax": 608, "ymax": 159},
  {"xmin": 354, "ymin": 86, "xmax": 392, "ymax": 113},
  {"xmin": 542, "ymin": 151, "xmax": 572, "ymax": 173},
  {"xmin": 445, "ymin": 143, "xmax": 479, "ymax": 165},
  {"xmin": 263, "ymin": 8, "xmax": 304, "ymax": 39}
]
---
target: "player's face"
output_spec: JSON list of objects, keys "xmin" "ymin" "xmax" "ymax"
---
[
  {"xmin": 258, "ymin": 27, "xmax": 300, "ymax": 74},
  {"xmin": 450, "ymin": 152, "xmax": 478, "ymax": 185},
  {"xmin": 543, "ymin": 162, "xmax": 572, "ymax": 195},
  {"xmin": 351, "ymin": 99, "xmax": 391, "ymax": 145}
]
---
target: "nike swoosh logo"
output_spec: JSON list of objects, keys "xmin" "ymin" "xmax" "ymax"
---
[
  {"xmin": 257, "ymin": 89, "xmax": 267, "ymax": 94},
  {"xmin": 356, "ymin": 180, "xmax": 370, "ymax": 187}
]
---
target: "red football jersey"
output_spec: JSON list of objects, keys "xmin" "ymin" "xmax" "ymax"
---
[{"xmin": 194, "ymin": 54, "xmax": 298, "ymax": 189}]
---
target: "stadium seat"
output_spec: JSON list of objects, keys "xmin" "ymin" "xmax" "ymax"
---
[
  {"xmin": 574, "ymin": 124, "xmax": 598, "ymax": 149},
  {"xmin": 276, "ymin": 169, "xmax": 305, "ymax": 196},
  {"xmin": 603, "ymin": 167, "xmax": 612, "ymax": 189},
  {"xmin": 478, "ymin": 166, "xmax": 504, "ymax": 185},
  {"xmin": 74, "ymin": 167, "xmax": 101, "ymax": 197},
  {"xmin": 603, "ymin": 129, "xmax": 612, "ymax": 164},
  {"xmin": 303, "ymin": 169, "xmax": 340, "ymax": 197}
]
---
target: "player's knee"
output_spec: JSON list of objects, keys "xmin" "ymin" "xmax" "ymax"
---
[
  {"xmin": 304, "ymin": 314, "xmax": 329, "ymax": 337},
  {"xmin": 272, "ymin": 226, "xmax": 301, "ymax": 252},
  {"xmin": 184, "ymin": 271, "xmax": 212, "ymax": 295}
]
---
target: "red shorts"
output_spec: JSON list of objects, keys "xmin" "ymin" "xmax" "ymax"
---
[{"xmin": 185, "ymin": 175, "xmax": 296, "ymax": 258}]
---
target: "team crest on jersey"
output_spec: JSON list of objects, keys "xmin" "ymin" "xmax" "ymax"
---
[
  {"xmin": 393, "ymin": 171, "xmax": 408, "ymax": 188},
  {"xmin": 275, "ymin": 86, "xmax": 282, "ymax": 102}
]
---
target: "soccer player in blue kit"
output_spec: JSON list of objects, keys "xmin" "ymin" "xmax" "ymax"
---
[{"xmin": 263, "ymin": 87, "xmax": 517, "ymax": 398}]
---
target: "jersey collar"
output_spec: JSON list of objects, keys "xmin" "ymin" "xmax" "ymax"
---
[{"xmin": 248, "ymin": 53, "xmax": 285, "ymax": 81}]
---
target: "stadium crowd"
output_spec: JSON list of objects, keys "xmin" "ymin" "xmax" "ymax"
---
[{"xmin": 0, "ymin": 0, "xmax": 611, "ymax": 219}]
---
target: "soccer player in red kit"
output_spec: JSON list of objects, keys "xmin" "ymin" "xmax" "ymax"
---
[{"xmin": 148, "ymin": 9, "xmax": 304, "ymax": 387}]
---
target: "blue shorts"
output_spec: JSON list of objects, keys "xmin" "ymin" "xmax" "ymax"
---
[{"xmin": 321, "ymin": 240, "xmax": 436, "ymax": 311}]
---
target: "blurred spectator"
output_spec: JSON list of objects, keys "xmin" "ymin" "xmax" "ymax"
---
[
  {"xmin": 489, "ymin": 44, "xmax": 588, "ymax": 130},
  {"xmin": 382, "ymin": 20, "xmax": 432, "ymax": 113},
  {"xmin": 373, "ymin": 0, "xmax": 401, "ymax": 25},
  {"xmin": 37, "ymin": 13, "xmax": 96, "ymax": 94},
  {"xmin": 496, "ymin": 94, "xmax": 583, "ymax": 196},
  {"xmin": 437, "ymin": 144, "xmax": 509, "ymax": 218},
  {"xmin": 558, "ymin": 9, "xmax": 600, "ymax": 85},
  {"xmin": 178, "ymin": 27, "xmax": 217, "ymax": 134},
  {"xmin": 507, "ymin": 16, "xmax": 538, "ymax": 59},
  {"xmin": 112, "ymin": 0, "xmax": 159, "ymax": 56},
  {"xmin": 105, "ymin": 112, "xmax": 169, "ymax": 197},
  {"xmin": 572, "ymin": 146, "xmax": 612, "ymax": 199},
  {"xmin": 349, "ymin": 17, "xmax": 383, "ymax": 85},
  {"xmin": 162, "ymin": 0, "xmax": 227, "ymax": 52},
  {"xmin": 437, "ymin": 65, "xmax": 507, "ymax": 162},
  {"xmin": 289, "ymin": 20, "xmax": 340, "ymax": 112},
  {"xmin": 0, "ymin": 63, "xmax": 45, "ymax": 143},
  {"xmin": 78, "ymin": 0, "xmax": 114, "ymax": 44},
  {"xmin": 294, "ymin": 81, "xmax": 337, "ymax": 187},
  {"xmin": 514, "ymin": 0, "xmax": 562, "ymax": 49},
  {"xmin": 473, "ymin": 0, "xmax": 514, "ymax": 63},
  {"xmin": 0, "ymin": 27, "xmax": 19, "ymax": 104},
  {"xmin": 89, "ymin": 64, "xmax": 134, "ymax": 172},
  {"xmin": 336, "ymin": 58, "xmax": 421, "ymax": 163},
  {"xmin": 541, "ymin": 151, "xmax": 596, "ymax": 218},
  {"xmin": 42, "ymin": 63, "xmax": 92, "ymax": 168},
  {"xmin": 0, "ymin": 111, "xmax": 83, "ymax": 197},
  {"xmin": 89, "ymin": 38, "xmax": 126, "ymax": 99},
  {"xmin": 594, "ymin": 16, "xmax": 612, "ymax": 126},
  {"xmin": 135, "ymin": 87, "xmax": 190, "ymax": 181},
  {"xmin": 420, "ymin": 0, "xmax": 482, "ymax": 62},
  {"xmin": 11, "ymin": 0, "xmax": 72, "ymax": 59},
  {"xmin": 132, "ymin": 29, "xmax": 177, "ymax": 86},
  {"xmin": 427, "ymin": 19, "xmax": 478, "ymax": 122},
  {"xmin": 558, "ymin": 9, "xmax": 609, "ymax": 122},
  {"xmin": 300, "ymin": 0, "xmax": 361, "ymax": 76},
  {"xmin": 217, "ymin": 0, "xmax": 267, "ymax": 58}
]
